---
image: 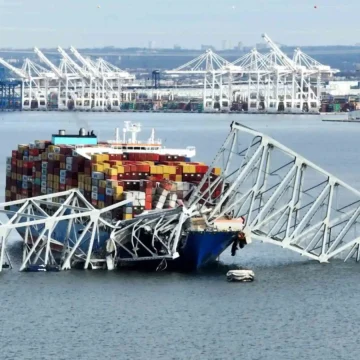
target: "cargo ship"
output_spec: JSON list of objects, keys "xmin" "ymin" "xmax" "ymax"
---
[{"xmin": 5, "ymin": 121, "xmax": 246, "ymax": 271}]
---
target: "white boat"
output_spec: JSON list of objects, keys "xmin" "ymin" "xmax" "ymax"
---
[{"xmin": 226, "ymin": 269, "xmax": 255, "ymax": 282}]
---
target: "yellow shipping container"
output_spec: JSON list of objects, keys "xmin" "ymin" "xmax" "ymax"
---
[
  {"xmin": 54, "ymin": 153, "xmax": 60, "ymax": 161},
  {"xmin": 98, "ymin": 201, "xmax": 105, "ymax": 209},
  {"xmin": 91, "ymin": 154, "xmax": 103, "ymax": 163},
  {"xmin": 78, "ymin": 174, "xmax": 85, "ymax": 183},
  {"xmin": 36, "ymin": 171, "xmax": 41, "ymax": 178},
  {"xmin": 163, "ymin": 174, "xmax": 170, "ymax": 180},
  {"xmin": 17, "ymin": 174, "xmax": 22, "ymax": 181},
  {"xmin": 115, "ymin": 160, "xmax": 123, "ymax": 166},
  {"xmin": 66, "ymin": 185, "xmax": 72, "ymax": 191},
  {"xmin": 213, "ymin": 167, "xmax": 221, "ymax": 176},
  {"xmin": 114, "ymin": 186, "xmax": 123, "ymax": 195},
  {"xmin": 11, "ymin": 173, "xmax": 16, "ymax": 180},
  {"xmin": 85, "ymin": 176, "xmax": 92, "ymax": 185},
  {"xmin": 123, "ymin": 213, "xmax": 133, "ymax": 220},
  {"xmin": 60, "ymin": 162, "xmax": 66, "ymax": 170},
  {"xmin": 85, "ymin": 184, "xmax": 92, "ymax": 192},
  {"xmin": 78, "ymin": 182, "xmax": 84, "ymax": 189},
  {"xmin": 182, "ymin": 165, "xmax": 196, "ymax": 174},
  {"xmin": 47, "ymin": 174, "xmax": 53, "ymax": 182},
  {"xmin": 102, "ymin": 154, "xmax": 109, "ymax": 161},
  {"xmin": 99, "ymin": 180, "xmax": 107, "ymax": 188},
  {"xmin": 150, "ymin": 166, "xmax": 163, "ymax": 175},
  {"xmin": 117, "ymin": 166, "xmax": 125, "ymax": 174},
  {"xmin": 92, "ymin": 163, "xmax": 104, "ymax": 172},
  {"xmin": 107, "ymin": 168, "xmax": 118, "ymax": 176},
  {"xmin": 113, "ymin": 193, "xmax": 123, "ymax": 201},
  {"xmin": 103, "ymin": 162, "xmax": 110, "ymax": 171},
  {"xmin": 53, "ymin": 182, "xmax": 59, "ymax": 191},
  {"xmin": 54, "ymin": 175, "xmax": 60, "ymax": 184},
  {"xmin": 47, "ymin": 181, "xmax": 53, "ymax": 188},
  {"xmin": 175, "ymin": 175, "xmax": 182, "ymax": 182},
  {"xmin": 167, "ymin": 166, "xmax": 176, "ymax": 175},
  {"xmin": 5, "ymin": 190, "xmax": 11, "ymax": 197},
  {"xmin": 17, "ymin": 160, "xmax": 22, "ymax": 167},
  {"xmin": 42, "ymin": 153, "xmax": 47, "ymax": 160}
]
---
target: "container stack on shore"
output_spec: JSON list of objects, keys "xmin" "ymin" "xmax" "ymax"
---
[{"xmin": 6, "ymin": 142, "xmax": 222, "ymax": 221}]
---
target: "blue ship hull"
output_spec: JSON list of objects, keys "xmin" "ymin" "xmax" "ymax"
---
[{"xmin": 10, "ymin": 205, "xmax": 235, "ymax": 271}]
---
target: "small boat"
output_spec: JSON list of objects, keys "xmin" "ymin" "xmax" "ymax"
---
[{"xmin": 226, "ymin": 269, "xmax": 255, "ymax": 282}]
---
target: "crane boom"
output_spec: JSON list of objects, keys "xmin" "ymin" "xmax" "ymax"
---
[
  {"xmin": 34, "ymin": 47, "xmax": 64, "ymax": 79},
  {"xmin": 69, "ymin": 46, "xmax": 100, "ymax": 78},
  {"xmin": 0, "ymin": 58, "xmax": 28, "ymax": 79},
  {"xmin": 57, "ymin": 47, "xmax": 90, "ymax": 79},
  {"xmin": 261, "ymin": 33, "xmax": 298, "ymax": 71}
]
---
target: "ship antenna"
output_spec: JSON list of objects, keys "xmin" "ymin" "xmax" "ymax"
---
[
  {"xmin": 149, "ymin": 128, "xmax": 155, "ymax": 144},
  {"xmin": 115, "ymin": 127, "xmax": 119, "ymax": 142}
]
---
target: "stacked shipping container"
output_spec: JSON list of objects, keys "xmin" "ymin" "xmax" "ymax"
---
[{"xmin": 5, "ymin": 141, "xmax": 222, "ymax": 221}]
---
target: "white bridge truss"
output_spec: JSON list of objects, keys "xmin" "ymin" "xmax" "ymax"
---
[
  {"xmin": 188, "ymin": 121, "xmax": 360, "ymax": 264},
  {"xmin": 0, "ymin": 189, "xmax": 195, "ymax": 272}
]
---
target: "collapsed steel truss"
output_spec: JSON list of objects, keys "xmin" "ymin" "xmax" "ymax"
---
[
  {"xmin": 0, "ymin": 189, "xmax": 196, "ymax": 272},
  {"xmin": 190, "ymin": 122, "xmax": 360, "ymax": 263}
]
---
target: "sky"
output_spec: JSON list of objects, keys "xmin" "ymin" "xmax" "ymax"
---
[{"xmin": 0, "ymin": 0, "xmax": 358, "ymax": 49}]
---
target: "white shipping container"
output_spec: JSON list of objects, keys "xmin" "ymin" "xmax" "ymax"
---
[
  {"xmin": 29, "ymin": 143, "xmax": 35, "ymax": 149},
  {"xmin": 41, "ymin": 187, "xmax": 47, "ymax": 194},
  {"xmin": 48, "ymin": 153, "xmax": 55, "ymax": 160},
  {"xmin": 6, "ymin": 164, "xmax": 11, "ymax": 171},
  {"xmin": 41, "ymin": 181, "xmax": 47, "ymax": 188},
  {"xmin": 66, "ymin": 156, "xmax": 73, "ymax": 164},
  {"xmin": 22, "ymin": 175, "xmax": 28, "ymax": 182},
  {"xmin": 59, "ymin": 178, "xmax": 66, "ymax": 185},
  {"xmin": 92, "ymin": 186, "xmax": 98, "ymax": 193},
  {"xmin": 60, "ymin": 170, "xmax": 67, "ymax": 177},
  {"xmin": 91, "ymin": 192, "xmax": 98, "ymax": 200},
  {"xmin": 92, "ymin": 172, "xmax": 105, "ymax": 180},
  {"xmin": 155, "ymin": 202, "xmax": 164, "ymax": 209},
  {"xmin": 65, "ymin": 164, "xmax": 72, "ymax": 171},
  {"xmin": 6, "ymin": 157, "xmax": 11, "ymax": 165},
  {"xmin": 106, "ymin": 188, "xmax": 114, "ymax": 196},
  {"xmin": 53, "ymin": 147, "xmax": 61, "ymax": 154},
  {"xmin": 41, "ymin": 162, "xmax": 48, "ymax": 168}
]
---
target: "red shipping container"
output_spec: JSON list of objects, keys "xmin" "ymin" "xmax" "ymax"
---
[
  {"xmin": 59, "ymin": 184, "xmax": 66, "ymax": 191},
  {"xmin": 145, "ymin": 202, "xmax": 152, "ymax": 210},
  {"xmin": 196, "ymin": 165, "xmax": 209, "ymax": 174}
]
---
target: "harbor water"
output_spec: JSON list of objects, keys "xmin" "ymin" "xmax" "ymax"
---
[{"xmin": 1, "ymin": 112, "xmax": 360, "ymax": 360}]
